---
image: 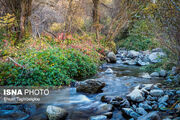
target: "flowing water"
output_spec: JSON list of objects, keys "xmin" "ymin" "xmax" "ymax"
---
[{"xmin": 0, "ymin": 58, "xmax": 164, "ymax": 120}]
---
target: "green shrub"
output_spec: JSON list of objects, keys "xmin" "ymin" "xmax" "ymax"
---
[
  {"xmin": 141, "ymin": 58, "xmax": 175, "ymax": 73},
  {"xmin": 116, "ymin": 19, "xmax": 159, "ymax": 51},
  {"xmin": 0, "ymin": 48, "xmax": 97, "ymax": 86},
  {"xmin": 117, "ymin": 35, "xmax": 158, "ymax": 51}
]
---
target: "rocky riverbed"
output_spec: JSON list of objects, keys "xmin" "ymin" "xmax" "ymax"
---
[{"xmin": 0, "ymin": 48, "xmax": 180, "ymax": 120}]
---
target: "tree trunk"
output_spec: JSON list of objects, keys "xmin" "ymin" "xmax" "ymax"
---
[
  {"xmin": 15, "ymin": 0, "xmax": 32, "ymax": 44},
  {"xmin": 92, "ymin": 0, "xmax": 100, "ymax": 41},
  {"xmin": 18, "ymin": 0, "xmax": 26, "ymax": 40},
  {"xmin": 65, "ymin": 0, "xmax": 73, "ymax": 34}
]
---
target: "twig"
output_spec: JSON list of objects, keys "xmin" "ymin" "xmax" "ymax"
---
[{"xmin": 8, "ymin": 57, "xmax": 25, "ymax": 69}]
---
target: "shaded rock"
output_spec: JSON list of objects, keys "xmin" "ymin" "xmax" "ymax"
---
[
  {"xmin": 126, "ymin": 89, "xmax": 145, "ymax": 102},
  {"xmin": 103, "ymin": 112, "xmax": 113, "ymax": 119},
  {"xmin": 150, "ymin": 72, "xmax": 159, "ymax": 77},
  {"xmin": 111, "ymin": 97, "xmax": 130, "ymax": 108},
  {"xmin": 46, "ymin": 106, "xmax": 68, "ymax": 120},
  {"xmin": 122, "ymin": 108, "xmax": 140, "ymax": 119},
  {"xmin": 90, "ymin": 115, "xmax": 107, "ymax": 120},
  {"xmin": 101, "ymin": 96, "xmax": 114, "ymax": 104},
  {"xmin": 139, "ymin": 103, "xmax": 152, "ymax": 110},
  {"xmin": 147, "ymin": 95, "xmax": 157, "ymax": 101},
  {"xmin": 176, "ymin": 90, "xmax": 180, "ymax": 96},
  {"xmin": 136, "ymin": 107, "xmax": 148, "ymax": 115},
  {"xmin": 105, "ymin": 68, "xmax": 113, "ymax": 74},
  {"xmin": 159, "ymin": 70, "xmax": 167, "ymax": 77},
  {"xmin": 148, "ymin": 52, "xmax": 166, "ymax": 63},
  {"xmin": 107, "ymin": 52, "xmax": 117, "ymax": 63},
  {"xmin": 137, "ymin": 111, "xmax": 161, "ymax": 120},
  {"xmin": 96, "ymin": 104, "xmax": 113, "ymax": 114},
  {"xmin": 150, "ymin": 89, "xmax": 164, "ymax": 97},
  {"xmin": 76, "ymin": 79, "xmax": 105, "ymax": 94}
]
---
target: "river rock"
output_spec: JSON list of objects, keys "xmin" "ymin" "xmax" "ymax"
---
[
  {"xmin": 176, "ymin": 90, "xmax": 180, "ymax": 96},
  {"xmin": 103, "ymin": 112, "xmax": 113, "ymax": 119},
  {"xmin": 150, "ymin": 89, "xmax": 164, "ymax": 97},
  {"xmin": 127, "ymin": 50, "xmax": 140, "ymax": 58},
  {"xmin": 101, "ymin": 96, "xmax": 114, "ymax": 104},
  {"xmin": 122, "ymin": 108, "xmax": 140, "ymax": 119},
  {"xmin": 146, "ymin": 95, "xmax": 157, "ymax": 101},
  {"xmin": 148, "ymin": 52, "xmax": 166, "ymax": 63},
  {"xmin": 159, "ymin": 70, "xmax": 167, "ymax": 77},
  {"xmin": 96, "ymin": 104, "xmax": 113, "ymax": 114},
  {"xmin": 143, "ymin": 84, "xmax": 154, "ymax": 91},
  {"xmin": 123, "ymin": 60, "xmax": 137, "ymax": 65},
  {"xmin": 90, "ymin": 115, "xmax": 107, "ymax": 120},
  {"xmin": 107, "ymin": 52, "xmax": 117, "ymax": 63},
  {"xmin": 158, "ymin": 95, "xmax": 169, "ymax": 103},
  {"xmin": 137, "ymin": 111, "xmax": 161, "ymax": 120},
  {"xmin": 141, "ymin": 73, "xmax": 151, "ymax": 79},
  {"xmin": 46, "ymin": 105, "xmax": 68, "ymax": 120},
  {"xmin": 110, "ymin": 97, "xmax": 130, "ymax": 108},
  {"xmin": 136, "ymin": 107, "xmax": 148, "ymax": 115},
  {"xmin": 123, "ymin": 108, "xmax": 141, "ymax": 119},
  {"xmin": 137, "ymin": 60, "xmax": 149, "ymax": 66},
  {"xmin": 126, "ymin": 89, "xmax": 145, "ymax": 102},
  {"xmin": 152, "ymin": 48, "xmax": 163, "ymax": 52},
  {"xmin": 139, "ymin": 103, "xmax": 152, "ymax": 110},
  {"xmin": 105, "ymin": 68, "xmax": 113, "ymax": 74},
  {"xmin": 150, "ymin": 72, "xmax": 160, "ymax": 77},
  {"xmin": 171, "ymin": 66, "xmax": 177, "ymax": 75},
  {"xmin": 76, "ymin": 79, "xmax": 105, "ymax": 94}
]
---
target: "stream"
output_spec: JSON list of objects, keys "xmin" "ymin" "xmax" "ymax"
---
[{"xmin": 0, "ymin": 55, "xmax": 164, "ymax": 120}]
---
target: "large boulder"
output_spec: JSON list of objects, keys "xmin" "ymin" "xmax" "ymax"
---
[
  {"xmin": 148, "ymin": 52, "xmax": 166, "ymax": 63},
  {"xmin": 126, "ymin": 89, "xmax": 145, "ymax": 102},
  {"xmin": 76, "ymin": 79, "xmax": 105, "ymax": 94},
  {"xmin": 107, "ymin": 52, "xmax": 117, "ymax": 63},
  {"xmin": 46, "ymin": 106, "xmax": 68, "ymax": 120},
  {"xmin": 137, "ymin": 111, "xmax": 161, "ymax": 120}
]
